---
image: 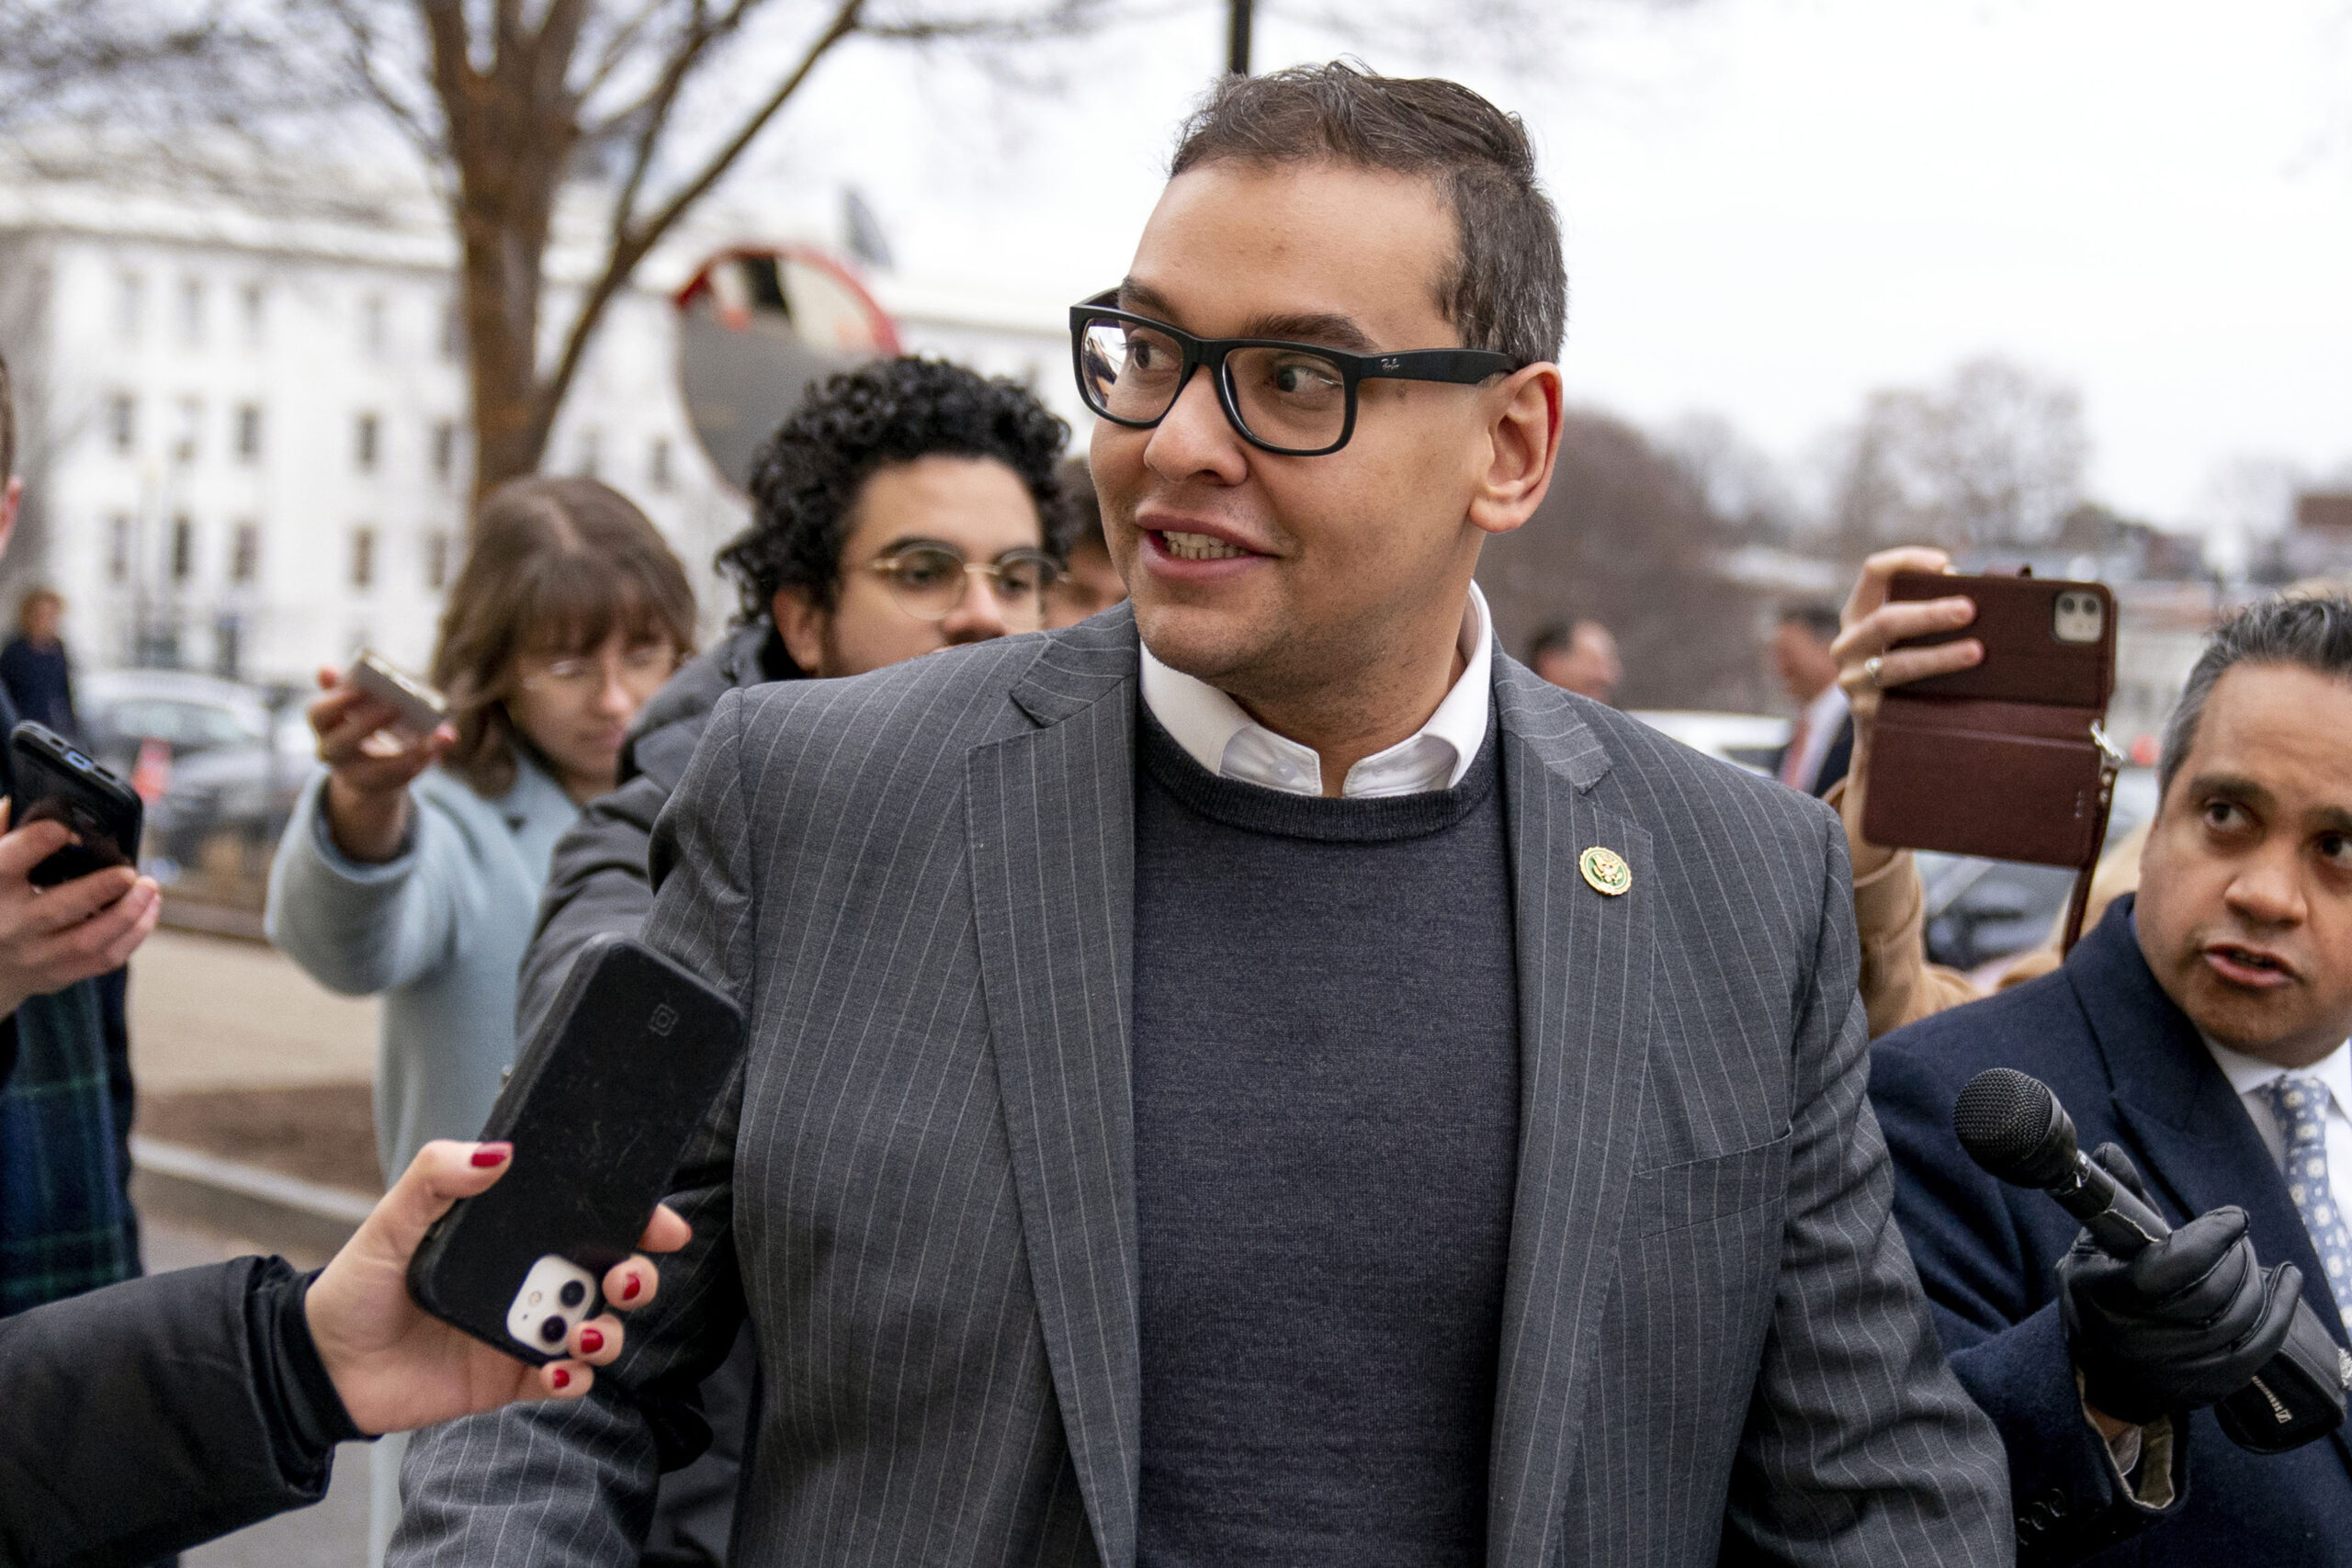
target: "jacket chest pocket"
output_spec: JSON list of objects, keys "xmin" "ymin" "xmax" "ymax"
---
[{"xmin": 1629, "ymin": 1131, "xmax": 1793, "ymax": 1238}]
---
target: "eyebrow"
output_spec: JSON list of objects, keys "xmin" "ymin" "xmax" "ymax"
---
[
  {"xmin": 2186, "ymin": 773, "xmax": 2275, "ymax": 813},
  {"xmin": 2186, "ymin": 771, "xmax": 2352, "ymax": 833},
  {"xmin": 1116, "ymin": 277, "xmax": 1381, "ymax": 355},
  {"xmin": 873, "ymin": 536, "xmax": 1044, "ymax": 563}
]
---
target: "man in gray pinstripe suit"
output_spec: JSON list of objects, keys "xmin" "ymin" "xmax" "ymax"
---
[{"xmin": 394, "ymin": 62, "xmax": 2008, "ymax": 1566}]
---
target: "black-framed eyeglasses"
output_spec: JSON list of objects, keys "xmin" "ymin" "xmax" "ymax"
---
[
  {"xmin": 866, "ymin": 543, "xmax": 1063, "ymax": 627},
  {"xmin": 1069, "ymin": 290, "xmax": 1522, "ymax": 457}
]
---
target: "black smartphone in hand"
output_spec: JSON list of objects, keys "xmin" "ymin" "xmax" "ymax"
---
[
  {"xmin": 7, "ymin": 722, "xmax": 144, "ymax": 887},
  {"xmin": 405, "ymin": 934, "xmax": 743, "ymax": 1363}
]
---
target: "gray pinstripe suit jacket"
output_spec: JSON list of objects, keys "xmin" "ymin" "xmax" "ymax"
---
[{"xmin": 393, "ymin": 606, "xmax": 2009, "ymax": 1567}]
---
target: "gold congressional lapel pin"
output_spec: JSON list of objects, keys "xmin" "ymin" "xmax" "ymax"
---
[{"xmin": 1579, "ymin": 846, "xmax": 1633, "ymax": 897}]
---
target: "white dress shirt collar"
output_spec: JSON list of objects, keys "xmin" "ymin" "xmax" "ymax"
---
[
  {"xmin": 2205, "ymin": 1036, "xmax": 2352, "ymax": 1111},
  {"xmin": 1790, "ymin": 682, "xmax": 1850, "ymax": 794},
  {"xmin": 1138, "ymin": 582, "xmax": 1494, "ymax": 799},
  {"xmin": 2205, "ymin": 1034, "xmax": 2352, "ymax": 1175}
]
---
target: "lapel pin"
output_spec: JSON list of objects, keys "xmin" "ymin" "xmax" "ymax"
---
[{"xmin": 1579, "ymin": 846, "xmax": 1632, "ymax": 897}]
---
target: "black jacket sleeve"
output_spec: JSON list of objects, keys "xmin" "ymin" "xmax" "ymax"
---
[
  {"xmin": 0, "ymin": 1257, "xmax": 361, "ymax": 1568},
  {"xmin": 1871, "ymin": 1036, "xmax": 2187, "ymax": 1563}
]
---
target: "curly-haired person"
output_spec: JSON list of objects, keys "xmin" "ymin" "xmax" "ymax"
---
[{"xmin": 506, "ymin": 357, "xmax": 1067, "ymax": 1563}]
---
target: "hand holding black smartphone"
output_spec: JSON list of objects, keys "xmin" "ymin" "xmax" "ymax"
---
[
  {"xmin": 6, "ymin": 722, "xmax": 144, "ymax": 887},
  {"xmin": 406, "ymin": 934, "xmax": 742, "ymax": 1363}
]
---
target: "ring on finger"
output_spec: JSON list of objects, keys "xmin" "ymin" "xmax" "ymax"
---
[{"xmin": 1863, "ymin": 655, "xmax": 1884, "ymax": 689}]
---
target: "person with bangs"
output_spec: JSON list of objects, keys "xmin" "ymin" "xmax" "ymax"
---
[
  {"xmin": 265, "ymin": 477, "xmax": 695, "ymax": 1561},
  {"xmin": 268, "ymin": 477, "xmax": 696, "ymax": 1180}
]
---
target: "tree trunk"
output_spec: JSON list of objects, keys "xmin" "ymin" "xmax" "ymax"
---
[{"xmin": 422, "ymin": 0, "xmax": 584, "ymax": 511}]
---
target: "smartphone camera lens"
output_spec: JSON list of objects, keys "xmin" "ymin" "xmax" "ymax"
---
[
  {"xmin": 560, "ymin": 1280, "xmax": 588, "ymax": 1308},
  {"xmin": 539, "ymin": 1315, "xmax": 569, "ymax": 1345}
]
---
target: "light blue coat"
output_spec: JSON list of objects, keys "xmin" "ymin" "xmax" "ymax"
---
[{"xmin": 265, "ymin": 756, "xmax": 579, "ymax": 1181}]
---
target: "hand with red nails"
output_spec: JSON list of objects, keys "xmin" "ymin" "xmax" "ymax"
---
[
  {"xmin": 0, "ymin": 795, "xmax": 164, "ymax": 1017},
  {"xmin": 303, "ymin": 1139, "xmax": 689, "ymax": 1436}
]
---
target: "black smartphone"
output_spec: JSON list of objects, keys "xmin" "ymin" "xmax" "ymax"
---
[
  {"xmin": 7, "ymin": 721, "xmax": 144, "ymax": 887},
  {"xmin": 406, "ymin": 933, "xmax": 744, "ymax": 1363}
]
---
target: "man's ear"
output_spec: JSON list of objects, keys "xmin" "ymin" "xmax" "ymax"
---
[
  {"xmin": 0, "ymin": 477, "xmax": 20, "ymax": 564},
  {"xmin": 1466, "ymin": 363, "xmax": 1563, "ymax": 540},
  {"xmin": 770, "ymin": 586, "xmax": 829, "ymax": 678}
]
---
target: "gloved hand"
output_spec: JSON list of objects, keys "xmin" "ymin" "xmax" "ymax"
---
[{"xmin": 2058, "ymin": 1144, "xmax": 2304, "ymax": 1425}]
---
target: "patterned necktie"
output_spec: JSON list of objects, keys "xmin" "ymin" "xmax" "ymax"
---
[{"xmin": 2261, "ymin": 1075, "xmax": 2352, "ymax": 1330}]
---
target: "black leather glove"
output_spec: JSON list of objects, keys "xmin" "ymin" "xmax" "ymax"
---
[{"xmin": 2057, "ymin": 1144, "xmax": 2303, "ymax": 1425}]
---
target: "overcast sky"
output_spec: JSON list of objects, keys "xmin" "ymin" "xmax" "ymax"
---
[{"xmin": 741, "ymin": 0, "xmax": 2351, "ymax": 544}]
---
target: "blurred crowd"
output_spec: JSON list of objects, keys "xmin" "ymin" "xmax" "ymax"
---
[{"xmin": 8, "ymin": 58, "xmax": 2352, "ymax": 1568}]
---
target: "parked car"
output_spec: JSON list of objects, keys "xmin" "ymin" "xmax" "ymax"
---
[
  {"xmin": 77, "ymin": 670, "xmax": 311, "ymax": 884},
  {"xmin": 1918, "ymin": 767, "xmax": 2159, "ymax": 974},
  {"xmin": 1629, "ymin": 710, "xmax": 1792, "ymax": 777}
]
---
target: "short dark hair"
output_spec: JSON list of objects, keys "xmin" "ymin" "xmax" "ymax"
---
[
  {"xmin": 1170, "ymin": 62, "xmax": 1564, "ymax": 367},
  {"xmin": 719, "ymin": 357, "xmax": 1069, "ymax": 620},
  {"xmin": 1527, "ymin": 622, "xmax": 1574, "ymax": 662},
  {"xmin": 1779, "ymin": 604, "xmax": 1842, "ymax": 643},
  {"xmin": 2159, "ymin": 593, "xmax": 2352, "ymax": 795},
  {"xmin": 0, "ymin": 347, "xmax": 15, "ymax": 485}
]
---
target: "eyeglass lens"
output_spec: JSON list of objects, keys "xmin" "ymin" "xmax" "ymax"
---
[
  {"xmin": 1078, "ymin": 319, "xmax": 1350, "ymax": 452},
  {"xmin": 528, "ymin": 643, "xmax": 674, "ymax": 695},
  {"xmin": 880, "ymin": 547, "xmax": 1057, "ymax": 626}
]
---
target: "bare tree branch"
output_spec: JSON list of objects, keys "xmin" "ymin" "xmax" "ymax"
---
[{"xmin": 527, "ymin": 0, "xmax": 867, "ymax": 468}]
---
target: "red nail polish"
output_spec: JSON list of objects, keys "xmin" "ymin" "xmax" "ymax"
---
[
  {"xmin": 470, "ymin": 1144, "xmax": 511, "ymax": 1168},
  {"xmin": 621, "ymin": 1274, "xmax": 641, "ymax": 1302},
  {"xmin": 550, "ymin": 1367, "xmax": 571, "ymax": 1389},
  {"xmin": 578, "ymin": 1327, "xmax": 604, "ymax": 1353}
]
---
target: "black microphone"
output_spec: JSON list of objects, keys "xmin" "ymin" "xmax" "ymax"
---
[
  {"xmin": 1953, "ymin": 1067, "xmax": 2350, "ymax": 1455},
  {"xmin": 1953, "ymin": 1067, "xmax": 2173, "ymax": 1257}
]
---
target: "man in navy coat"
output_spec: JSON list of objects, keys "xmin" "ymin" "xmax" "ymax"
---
[{"xmin": 1874, "ymin": 592, "xmax": 2352, "ymax": 1565}]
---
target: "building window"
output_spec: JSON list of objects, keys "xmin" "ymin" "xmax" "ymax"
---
[
  {"xmin": 173, "ymin": 397, "xmax": 201, "ymax": 464},
  {"xmin": 170, "ymin": 516, "xmax": 194, "ymax": 583},
  {"xmin": 362, "ymin": 295, "xmax": 387, "ymax": 357},
  {"xmin": 355, "ymin": 412, "xmax": 379, "ymax": 473},
  {"xmin": 424, "ymin": 530, "xmax": 451, "ymax": 591},
  {"xmin": 235, "ymin": 404, "xmax": 262, "ymax": 461},
  {"xmin": 108, "ymin": 516, "xmax": 132, "ymax": 582},
  {"xmin": 649, "ymin": 437, "xmax": 672, "ymax": 491},
  {"xmin": 431, "ymin": 420, "xmax": 457, "ymax": 483},
  {"xmin": 230, "ymin": 523, "xmax": 260, "ymax": 585},
  {"xmin": 240, "ymin": 282, "xmax": 266, "ymax": 346},
  {"xmin": 350, "ymin": 527, "xmax": 377, "ymax": 591},
  {"xmin": 438, "ymin": 299, "xmax": 463, "ymax": 361},
  {"xmin": 178, "ymin": 276, "xmax": 204, "ymax": 346},
  {"xmin": 107, "ymin": 394, "xmax": 136, "ymax": 454},
  {"xmin": 118, "ymin": 273, "xmax": 144, "ymax": 342}
]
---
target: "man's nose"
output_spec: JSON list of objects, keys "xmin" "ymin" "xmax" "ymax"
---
[
  {"xmin": 2224, "ymin": 848, "xmax": 2308, "ymax": 929},
  {"xmin": 1144, "ymin": 367, "xmax": 1250, "ymax": 487},
  {"xmin": 941, "ymin": 572, "xmax": 1013, "ymax": 645}
]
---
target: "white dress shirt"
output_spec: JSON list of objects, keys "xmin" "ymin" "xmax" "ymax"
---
[
  {"xmin": 1784, "ymin": 682, "xmax": 1850, "ymax": 795},
  {"xmin": 2204, "ymin": 1035, "xmax": 2352, "ymax": 1208},
  {"xmin": 1138, "ymin": 583, "xmax": 1494, "ymax": 798}
]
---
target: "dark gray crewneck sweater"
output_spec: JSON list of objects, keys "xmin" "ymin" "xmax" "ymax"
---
[{"xmin": 1131, "ymin": 711, "xmax": 1521, "ymax": 1568}]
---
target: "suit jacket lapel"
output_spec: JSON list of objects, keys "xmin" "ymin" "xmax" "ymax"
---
[
  {"xmin": 967, "ymin": 613, "xmax": 1144, "ymax": 1567},
  {"xmin": 2079, "ymin": 899, "xmax": 2352, "ymax": 1477},
  {"xmin": 1485, "ymin": 660, "xmax": 1657, "ymax": 1568}
]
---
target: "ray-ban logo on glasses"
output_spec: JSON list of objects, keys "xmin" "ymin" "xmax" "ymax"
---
[
  {"xmin": 648, "ymin": 1003, "xmax": 679, "ymax": 1037},
  {"xmin": 1379, "ymin": 355, "xmax": 1401, "ymax": 371}
]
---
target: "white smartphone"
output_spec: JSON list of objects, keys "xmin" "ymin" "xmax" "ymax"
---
[{"xmin": 346, "ymin": 650, "xmax": 448, "ymax": 737}]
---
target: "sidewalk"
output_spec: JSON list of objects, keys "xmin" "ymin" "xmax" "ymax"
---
[{"xmin": 128, "ymin": 927, "xmax": 385, "ymax": 1250}]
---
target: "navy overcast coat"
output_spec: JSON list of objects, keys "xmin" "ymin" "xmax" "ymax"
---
[{"xmin": 1871, "ymin": 895, "xmax": 2352, "ymax": 1565}]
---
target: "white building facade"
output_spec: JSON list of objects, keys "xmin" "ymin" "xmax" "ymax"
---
[{"xmin": 0, "ymin": 166, "xmax": 1082, "ymax": 691}]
